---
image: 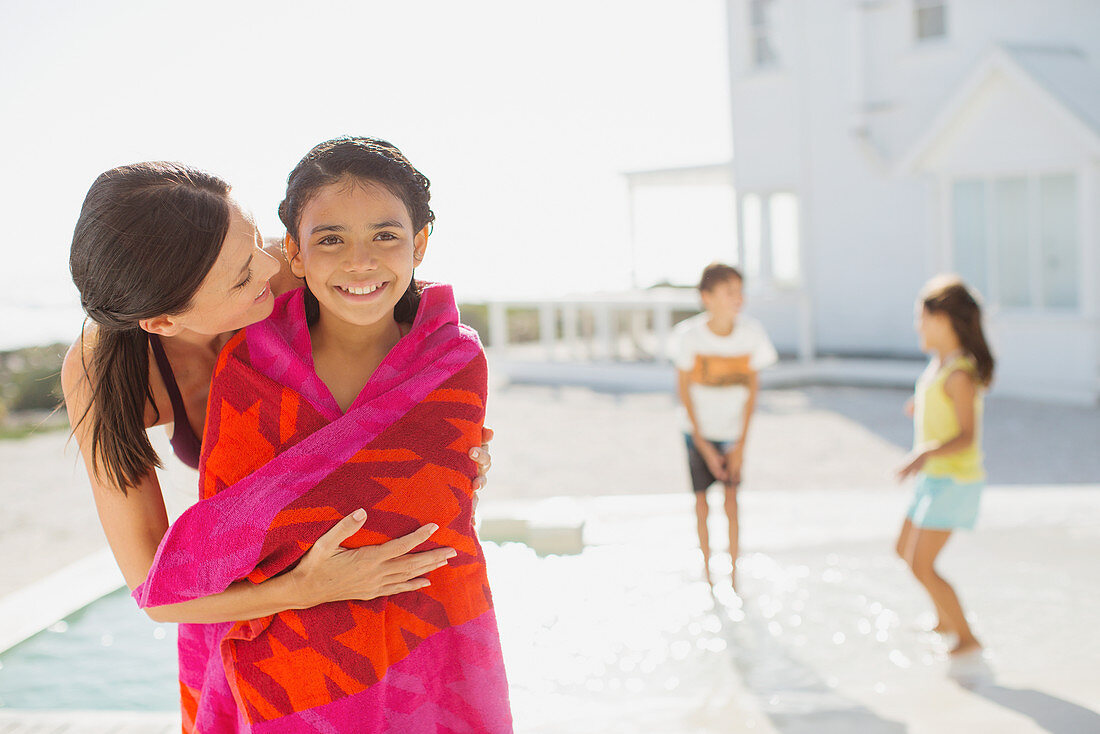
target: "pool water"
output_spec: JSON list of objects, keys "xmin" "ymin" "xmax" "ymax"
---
[{"xmin": 0, "ymin": 587, "xmax": 178, "ymax": 710}]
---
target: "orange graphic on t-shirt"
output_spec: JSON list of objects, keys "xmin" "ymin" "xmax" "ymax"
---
[{"xmin": 690, "ymin": 354, "xmax": 753, "ymax": 386}]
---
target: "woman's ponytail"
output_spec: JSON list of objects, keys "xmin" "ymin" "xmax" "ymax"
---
[
  {"xmin": 78, "ymin": 324, "xmax": 162, "ymax": 491},
  {"xmin": 69, "ymin": 162, "xmax": 230, "ymax": 492}
]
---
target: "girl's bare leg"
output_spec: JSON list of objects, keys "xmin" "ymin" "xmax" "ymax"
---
[
  {"xmin": 909, "ymin": 528, "xmax": 981, "ymax": 655},
  {"xmin": 723, "ymin": 483, "xmax": 739, "ymax": 592},
  {"xmin": 896, "ymin": 519, "xmax": 953, "ymax": 634},
  {"xmin": 695, "ymin": 491, "xmax": 712, "ymax": 585}
]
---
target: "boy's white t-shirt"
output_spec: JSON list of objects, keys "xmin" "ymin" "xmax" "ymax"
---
[{"xmin": 672, "ymin": 312, "xmax": 778, "ymax": 442}]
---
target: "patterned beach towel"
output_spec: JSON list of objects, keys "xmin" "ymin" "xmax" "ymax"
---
[{"xmin": 134, "ymin": 283, "xmax": 512, "ymax": 733}]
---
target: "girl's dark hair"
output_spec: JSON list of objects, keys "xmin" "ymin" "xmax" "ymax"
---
[
  {"xmin": 70, "ymin": 162, "xmax": 231, "ymax": 492},
  {"xmin": 277, "ymin": 136, "xmax": 434, "ymax": 324},
  {"xmin": 921, "ymin": 274, "xmax": 995, "ymax": 386}
]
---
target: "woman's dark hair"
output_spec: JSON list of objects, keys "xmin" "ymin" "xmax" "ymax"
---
[
  {"xmin": 70, "ymin": 162, "xmax": 231, "ymax": 492},
  {"xmin": 277, "ymin": 136, "xmax": 434, "ymax": 324},
  {"xmin": 921, "ymin": 274, "xmax": 995, "ymax": 386}
]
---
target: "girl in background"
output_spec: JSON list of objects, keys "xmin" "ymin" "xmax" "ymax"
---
[{"xmin": 895, "ymin": 274, "xmax": 994, "ymax": 657}]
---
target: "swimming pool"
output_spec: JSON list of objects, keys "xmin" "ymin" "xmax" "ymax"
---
[{"xmin": 0, "ymin": 587, "xmax": 177, "ymax": 711}]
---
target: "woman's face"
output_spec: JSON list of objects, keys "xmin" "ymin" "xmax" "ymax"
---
[
  {"xmin": 166, "ymin": 202, "xmax": 281, "ymax": 337},
  {"xmin": 287, "ymin": 178, "xmax": 428, "ymax": 329}
]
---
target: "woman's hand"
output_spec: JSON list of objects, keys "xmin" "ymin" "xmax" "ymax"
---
[
  {"xmin": 290, "ymin": 510, "xmax": 456, "ymax": 608},
  {"xmin": 470, "ymin": 426, "xmax": 493, "ymax": 517},
  {"xmin": 470, "ymin": 426, "xmax": 493, "ymax": 491}
]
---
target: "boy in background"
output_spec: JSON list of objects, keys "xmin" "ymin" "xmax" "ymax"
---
[{"xmin": 673, "ymin": 263, "xmax": 777, "ymax": 590}]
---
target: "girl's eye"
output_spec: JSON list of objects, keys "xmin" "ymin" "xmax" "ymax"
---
[
  {"xmin": 236, "ymin": 270, "xmax": 253, "ymax": 289},
  {"xmin": 318, "ymin": 235, "xmax": 342, "ymax": 246},
  {"xmin": 375, "ymin": 231, "xmax": 398, "ymax": 242}
]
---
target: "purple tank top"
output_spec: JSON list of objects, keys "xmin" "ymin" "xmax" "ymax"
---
[{"xmin": 149, "ymin": 334, "xmax": 202, "ymax": 469}]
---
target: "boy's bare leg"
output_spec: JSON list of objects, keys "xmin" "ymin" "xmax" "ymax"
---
[
  {"xmin": 694, "ymin": 491, "xmax": 712, "ymax": 585},
  {"xmin": 723, "ymin": 483, "xmax": 739, "ymax": 592},
  {"xmin": 909, "ymin": 528, "xmax": 981, "ymax": 655}
]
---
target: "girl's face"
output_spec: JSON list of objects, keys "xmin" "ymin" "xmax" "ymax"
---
[
  {"xmin": 287, "ymin": 178, "xmax": 428, "ymax": 330},
  {"xmin": 915, "ymin": 304, "xmax": 955, "ymax": 354},
  {"xmin": 142, "ymin": 201, "xmax": 280, "ymax": 338}
]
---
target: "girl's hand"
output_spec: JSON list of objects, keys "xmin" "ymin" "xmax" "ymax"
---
[
  {"xmin": 895, "ymin": 450, "xmax": 928, "ymax": 481},
  {"xmin": 291, "ymin": 510, "xmax": 456, "ymax": 607}
]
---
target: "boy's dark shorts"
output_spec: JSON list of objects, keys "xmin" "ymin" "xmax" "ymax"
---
[{"xmin": 684, "ymin": 434, "xmax": 742, "ymax": 493}]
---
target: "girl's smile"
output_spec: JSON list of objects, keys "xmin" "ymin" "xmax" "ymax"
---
[{"xmin": 335, "ymin": 279, "xmax": 389, "ymax": 299}]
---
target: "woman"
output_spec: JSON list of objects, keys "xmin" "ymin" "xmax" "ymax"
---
[{"xmin": 62, "ymin": 161, "xmax": 492, "ymax": 624}]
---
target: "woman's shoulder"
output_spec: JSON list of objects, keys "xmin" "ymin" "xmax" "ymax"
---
[
  {"xmin": 60, "ymin": 326, "xmax": 100, "ymax": 401},
  {"xmin": 61, "ymin": 324, "xmax": 172, "ymax": 430}
]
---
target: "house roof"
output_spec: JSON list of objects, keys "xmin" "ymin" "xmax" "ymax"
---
[
  {"xmin": 898, "ymin": 44, "xmax": 1100, "ymax": 172},
  {"xmin": 621, "ymin": 161, "xmax": 732, "ymax": 187}
]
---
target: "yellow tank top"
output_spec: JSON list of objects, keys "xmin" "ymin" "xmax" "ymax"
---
[{"xmin": 914, "ymin": 355, "xmax": 985, "ymax": 482}]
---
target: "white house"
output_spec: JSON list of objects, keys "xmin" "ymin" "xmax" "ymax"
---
[{"xmin": 633, "ymin": 0, "xmax": 1100, "ymax": 402}]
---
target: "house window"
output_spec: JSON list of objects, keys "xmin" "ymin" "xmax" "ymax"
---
[
  {"xmin": 951, "ymin": 174, "xmax": 1080, "ymax": 310},
  {"xmin": 742, "ymin": 193, "xmax": 763, "ymax": 278},
  {"xmin": 739, "ymin": 191, "xmax": 801, "ymax": 284},
  {"xmin": 749, "ymin": 0, "xmax": 778, "ymax": 68},
  {"xmin": 769, "ymin": 193, "xmax": 801, "ymax": 284},
  {"xmin": 914, "ymin": 0, "xmax": 947, "ymax": 41}
]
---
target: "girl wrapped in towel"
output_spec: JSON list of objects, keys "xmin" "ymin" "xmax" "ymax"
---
[{"xmin": 135, "ymin": 137, "xmax": 513, "ymax": 732}]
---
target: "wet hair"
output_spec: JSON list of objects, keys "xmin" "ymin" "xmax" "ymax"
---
[
  {"xmin": 70, "ymin": 162, "xmax": 231, "ymax": 492},
  {"xmin": 277, "ymin": 136, "xmax": 434, "ymax": 324},
  {"xmin": 920, "ymin": 274, "xmax": 995, "ymax": 386},
  {"xmin": 698, "ymin": 262, "xmax": 743, "ymax": 293}
]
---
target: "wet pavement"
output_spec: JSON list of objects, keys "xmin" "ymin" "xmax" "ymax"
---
[{"xmin": 1, "ymin": 378, "xmax": 1098, "ymax": 732}]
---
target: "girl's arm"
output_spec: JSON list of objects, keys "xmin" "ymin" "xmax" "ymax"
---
[
  {"xmin": 61, "ymin": 340, "xmax": 452, "ymax": 624},
  {"xmin": 896, "ymin": 370, "xmax": 977, "ymax": 479}
]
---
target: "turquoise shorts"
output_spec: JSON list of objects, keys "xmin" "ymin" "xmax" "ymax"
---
[{"xmin": 906, "ymin": 474, "xmax": 984, "ymax": 530}]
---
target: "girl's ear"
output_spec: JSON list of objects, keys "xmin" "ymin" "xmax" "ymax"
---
[
  {"xmin": 138, "ymin": 314, "xmax": 182, "ymax": 337},
  {"xmin": 413, "ymin": 225, "xmax": 429, "ymax": 264},
  {"xmin": 285, "ymin": 234, "xmax": 306, "ymax": 278}
]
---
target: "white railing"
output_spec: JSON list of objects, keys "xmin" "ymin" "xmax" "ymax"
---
[{"xmin": 463, "ymin": 288, "xmax": 701, "ymax": 363}]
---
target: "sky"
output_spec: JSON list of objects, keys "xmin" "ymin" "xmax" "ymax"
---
[{"xmin": 0, "ymin": 0, "xmax": 734, "ymax": 348}]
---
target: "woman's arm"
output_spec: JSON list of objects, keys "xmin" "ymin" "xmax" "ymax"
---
[
  {"xmin": 61, "ymin": 338, "xmax": 454, "ymax": 623},
  {"xmin": 143, "ymin": 515, "xmax": 452, "ymax": 623}
]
